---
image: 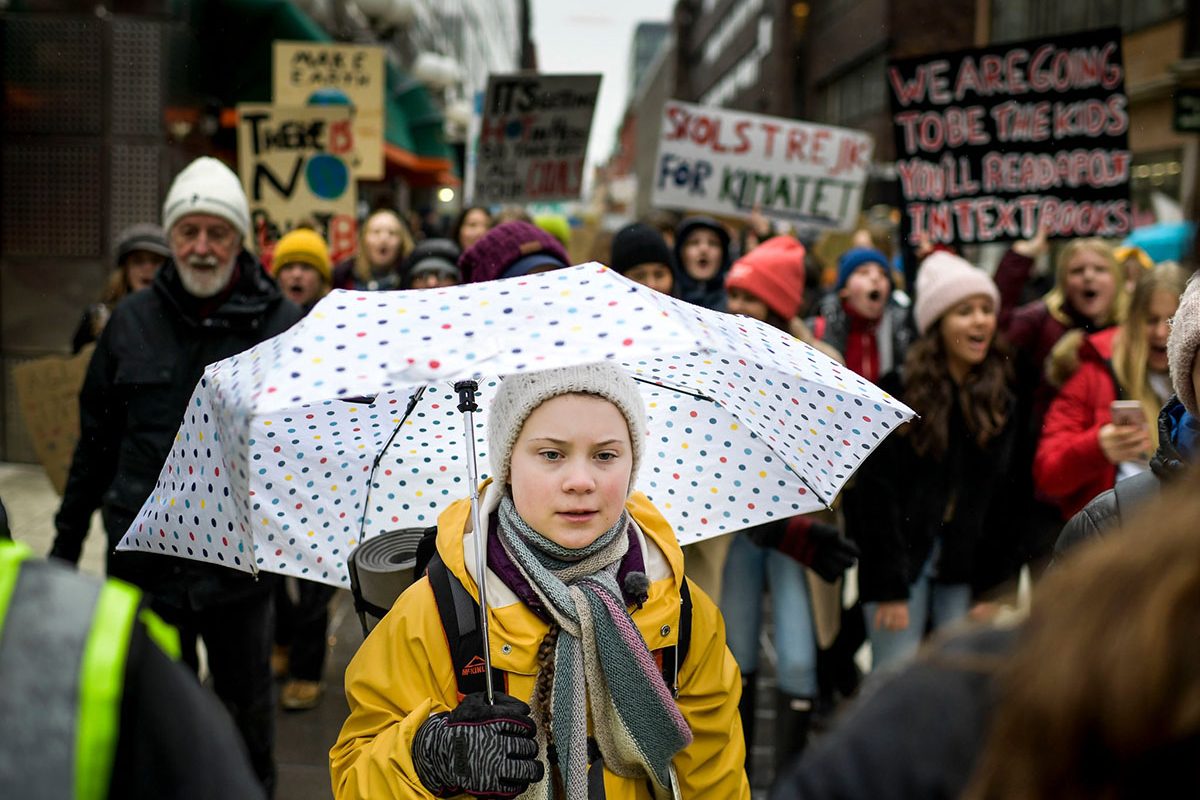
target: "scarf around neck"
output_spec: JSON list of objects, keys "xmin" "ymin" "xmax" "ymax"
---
[{"xmin": 494, "ymin": 496, "xmax": 692, "ymax": 798}]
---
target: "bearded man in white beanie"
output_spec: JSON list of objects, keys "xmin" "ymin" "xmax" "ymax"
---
[{"xmin": 51, "ymin": 156, "xmax": 302, "ymax": 795}]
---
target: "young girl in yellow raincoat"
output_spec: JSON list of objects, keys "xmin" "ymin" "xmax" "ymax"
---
[{"xmin": 330, "ymin": 363, "xmax": 750, "ymax": 799}]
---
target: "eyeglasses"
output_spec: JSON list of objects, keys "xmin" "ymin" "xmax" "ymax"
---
[{"xmin": 172, "ymin": 222, "xmax": 238, "ymax": 247}]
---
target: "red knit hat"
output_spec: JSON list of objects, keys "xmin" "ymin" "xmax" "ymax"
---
[{"xmin": 724, "ymin": 236, "xmax": 807, "ymax": 320}]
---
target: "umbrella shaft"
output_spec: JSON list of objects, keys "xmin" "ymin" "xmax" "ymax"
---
[{"xmin": 460, "ymin": 406, "xmax": 495, "ymax": 703}]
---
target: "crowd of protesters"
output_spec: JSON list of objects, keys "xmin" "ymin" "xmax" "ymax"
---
[{"xmin": 4, "ymin": 148, "xmax": 1196, "ymax": 798}]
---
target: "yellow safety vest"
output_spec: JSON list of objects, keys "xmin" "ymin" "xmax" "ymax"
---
[{"xmin": 0, "ymin": 541, "xmax": 179, "ymax": 799}]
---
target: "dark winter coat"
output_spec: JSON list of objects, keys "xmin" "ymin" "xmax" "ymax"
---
[
  {"xmin": 995, "ymin": 249, "xmax": 1109, "ymax": 427},
  {"xmin": 331, "ymin": 256, "xmax": 403, "ymax": 291},
  {"xmin": 843, "ymin": 374, "xmax": 1018, "ymax": 602},
  {"xmin": 771, "ymin": 624, "xmax": 1017, "ymax": 800},
  {"xmin": 672, "ymin": 216, "xmax": 731, "ymax": 311},
  {"xmin": 1054, "ymin": 396, "xmax": 1191, "ymax": 558},
  {"xmin": 809, "ymin": 292, "xmax": 916, "ymax": 383},
  {"xmin": 994, "ymin": 248, "xmax": 1115, "ymax": 564},
  {"xmin": 51, "ymin": 253, "xmax": 302, "ymax": 604}
]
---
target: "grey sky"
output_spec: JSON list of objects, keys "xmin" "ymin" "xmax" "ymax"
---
[{"xmin": 531, "ymin": 0, "xmax": 675, "ymax": 176}]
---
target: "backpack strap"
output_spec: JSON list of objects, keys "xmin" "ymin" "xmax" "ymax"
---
[
  {"xmin": 426, "ymin": 553, "xmax": 507, "ymax": 702},
  {"xmin": 658, "ymin": 578, "xmax": 693, "ymax": 699},
  {"xmin": 412, "ymin": 525, "xmax": 439, "ymax": 580}
]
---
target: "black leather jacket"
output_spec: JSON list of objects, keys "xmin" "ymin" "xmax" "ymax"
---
[{"xmin": 1054, "ymin": 397, "xmax": 1189, "ymax": 559}]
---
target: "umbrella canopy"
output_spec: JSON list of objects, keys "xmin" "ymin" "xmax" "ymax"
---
[
  {"xmin": 119, "ymin": 264, "xmax": 912, "ymax": 587},
  {"xmin": 1123, "ymin": 221, "xmax": 1196, "ymax": 265}
]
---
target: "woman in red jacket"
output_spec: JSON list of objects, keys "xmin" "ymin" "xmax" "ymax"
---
[{"xmin": 1034, "ymin": 262, "xmax": 1188, "ymax": 519}]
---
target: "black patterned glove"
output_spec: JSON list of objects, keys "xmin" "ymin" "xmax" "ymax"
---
[{"xmin": 412, "ymin": 692, "xmax": 544, "ymax": 799}]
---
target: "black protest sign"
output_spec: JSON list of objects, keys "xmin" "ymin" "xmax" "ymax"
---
[
  {"xmin": 470, "ymin": 74, "xmax": 601, "ymax": 205},
  {"xmin": 888, "ymin": 29, "xmax": 1131, "ymax": 245}
]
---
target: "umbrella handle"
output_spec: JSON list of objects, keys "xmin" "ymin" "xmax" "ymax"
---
[{"xmin": 455, "ymin": 380, "xmax": 495, "ymax": 704}]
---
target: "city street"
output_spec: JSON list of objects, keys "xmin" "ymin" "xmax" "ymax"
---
[
  {"xmin": 0, "ymin": 460, "xmax": 795, "ymax": 797},
  {"xmin": 0, "ymin": 0, "xmax": 1193, "ymax": 796}
]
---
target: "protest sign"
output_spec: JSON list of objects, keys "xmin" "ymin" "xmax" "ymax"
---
[
  {"xmin": 236, "ymin": 104, "xmax": 358, "ymax": 266},
  {"xmin": 12, "ymin": 346, "xmax": 92, "ymax": 495},
  {"xmin": 651, "ymin": 100, "xmax": 873, "ymax": 230},
  {"xmin": 273, "ymin": 41, "xmax": 385, "ymax": 180},
  {"xmin": 888, "ymin": 29, "xmax": 1131, "ymax": 245},
  {"xmin": 471, "ymin": 73, "xmax": 601, "ymax": 205}
]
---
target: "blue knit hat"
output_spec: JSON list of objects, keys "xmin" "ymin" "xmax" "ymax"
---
[{"xmin": 836, "ymin": 248, "xmax": 892, "ymax": 291}]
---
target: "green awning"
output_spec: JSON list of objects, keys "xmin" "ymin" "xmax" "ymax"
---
[
  {"xmin": 383, "ymin": 60, "xmax": 453, "ymax": 174},
  {"xmin": 174, "ymin": 0, "xmax": 450, "ymax": 170},
  {"xmin": 175, "ymin": 0, "xmax": 329, "ymax": 106}
]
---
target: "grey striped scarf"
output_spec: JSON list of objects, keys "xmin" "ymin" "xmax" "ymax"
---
[{"xmin": 495, "ymin": 496, "xmax": 692, "ymax": 799}]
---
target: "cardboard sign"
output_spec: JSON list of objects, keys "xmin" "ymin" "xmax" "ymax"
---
[
  {"xmin": 888, "ymin": 29, "xmax": 1131, "ymax": 245},
  {"xmin": 471, "ymin": 73, "xmax": 601, "ymax": 205},
  {"xmin": 236, "ymin": 104, "xmax": 358, "ymax": 266},
  {"xmin": 651, "ymin": 100, "xmax": 873, "ymax": 230},
  {"xmin": 273, "ymin": 41, "xmax": 385, "ymax": 180},
  {"xmin": 12, "ymin": 346, "xmax": 93, "ymax": 495}
]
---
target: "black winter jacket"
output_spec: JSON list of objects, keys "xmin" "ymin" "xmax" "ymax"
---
[
  {"xmin": 1054, "ymin": 396, "xmax": 1189, "ymax": 559},
  {"xmin": 771, "ymin": 625, "xmax": 1017, "ymax": 800},
  {"xmin": 808, "ymin": 292, "xmax": 917, "ymax": 380},
  {"xmin": 51, "ymin": 254, "xmax": 302, "ymax": 604},
  {"xmin": 843, "ymin": 375, "xmax": 1019, "ymax": 601}
]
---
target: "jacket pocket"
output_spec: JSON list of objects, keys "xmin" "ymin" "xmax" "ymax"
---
[
  {"xmin": 114, "ymin": 360, "xmax": 173, "ymax": 386},
  {"xmin": 112, "ymin": 359, "xmax": 181, "ymax": 440}
]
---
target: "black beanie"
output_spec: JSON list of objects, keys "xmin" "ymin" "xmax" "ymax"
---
[{"xmin": 611, "ymin": 222, "xmax": 672, "ymax": 275}]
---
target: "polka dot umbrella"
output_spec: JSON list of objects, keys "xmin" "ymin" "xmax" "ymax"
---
[{"xmin": 117, "ymin": 263, "xmax": 913, "ymax": 588}]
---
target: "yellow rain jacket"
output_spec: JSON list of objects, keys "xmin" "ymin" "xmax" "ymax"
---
[{"xmin": 330, "ymin": 487, "xmax": 750, "ymax": 799}]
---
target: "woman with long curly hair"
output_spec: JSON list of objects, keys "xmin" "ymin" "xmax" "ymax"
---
[{"xmin": 844, "ymin": 251, "xmax": 1018, "ymax": 671}]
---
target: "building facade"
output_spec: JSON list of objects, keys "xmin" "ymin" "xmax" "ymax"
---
[
  {"xmin": 985, "ymin": 0, "xmax": 1195, "ymax": 227},
  {"xmin": 0, "ymin": 0, "xmax": 523, "ymax": 462}
]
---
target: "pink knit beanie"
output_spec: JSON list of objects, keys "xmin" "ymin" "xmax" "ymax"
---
[
  {"xmin": 1167, "ymin": 272, "xmax": 1200, "ymax": 415},
  {"xmin": 914, "ymin": 251, "xmax": 1000, "ymax": 335}
]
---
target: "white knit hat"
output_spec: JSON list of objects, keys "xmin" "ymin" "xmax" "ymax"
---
[
  {"xmin": 914, "ymin": 251, "xmax": 1001, "ymax": 335},
  {"xmin": 162, "ymin": 156, "xmax": 251, "ymax": 238},
  {"xmin": 1168, "ymin": 272, "xmax": 1200, "ymax": 415},
  {"xmin": 488, "ymin": 363, "xmax": 647, "ymax": 494}
]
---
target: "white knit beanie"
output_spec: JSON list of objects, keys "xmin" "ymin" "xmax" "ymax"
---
[
  {"xmin": 162, "ymin": 156, "xmax": 251, "ymax": 238},
  {"xmin": 914, "ymin": 251, "xmax": 1001, "ymax": 335},
  {"xmin": 1167, "ymin": 272, "xmax": 1200, "ymax": 415},
  {"xmin": 488, "ymin": 363, "xmax": 647, "ymax": 494}
]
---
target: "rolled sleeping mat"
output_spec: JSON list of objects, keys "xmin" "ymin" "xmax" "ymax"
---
[{"xmin": 348, "ymin": 527, "xmax": 426, "ymax": 636}]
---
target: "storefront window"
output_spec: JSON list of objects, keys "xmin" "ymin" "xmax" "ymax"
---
[{"xmin": 1130, "ymin": 150, "xmax": 1186, "ymax": 226}]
